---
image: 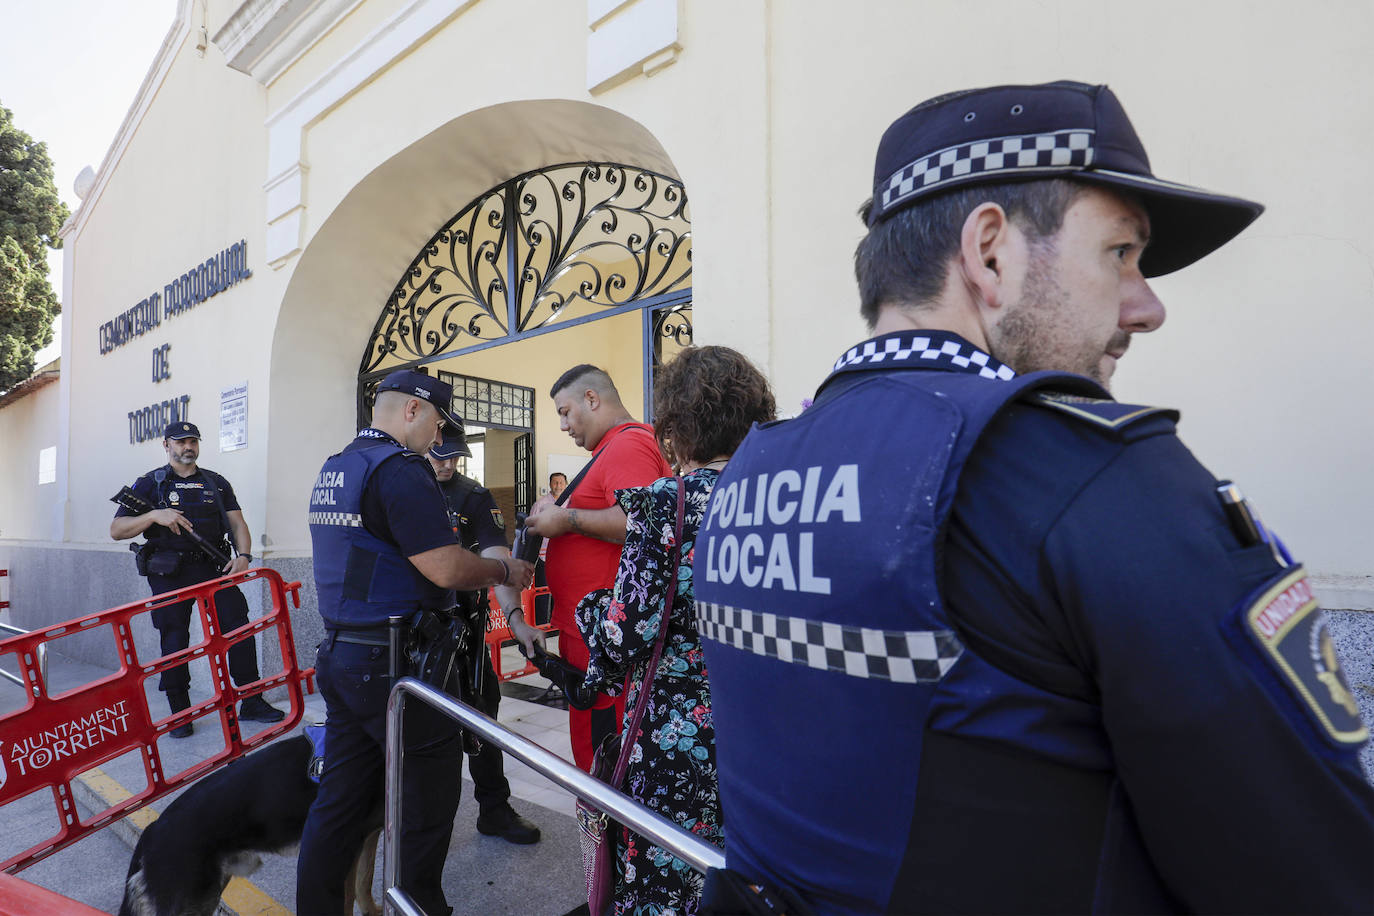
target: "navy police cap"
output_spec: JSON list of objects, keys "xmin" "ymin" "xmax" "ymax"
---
[
  {"xmin": 869, "ymin": 80, "xmax": 1264, "ymax": 277},
  {"xmin": 430, "ymin": 428, "xmax": 472, "ymax": 460},
  {"xmin": 164, "ymin": 421, "xmax": 200, "ymax": 440},
  {"xmin": 376, "ymin": 369, "xmax": 461, "ymax": 429}
]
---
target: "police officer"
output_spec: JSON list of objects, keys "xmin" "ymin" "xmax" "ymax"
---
[
  {"xmin": 111, "ymin": 421, "xmax": 284, "ymax": 735},
  {"xmin": 297, "ymin": 370, "xmax": 534, "ymax": 916},
  {"xmin": 695, "ymin": 81, "xmax": 1374, "ymax": 914},
  {"xmin": 427, "ymin": 428, "xmax": 541, "ymax": 845}
]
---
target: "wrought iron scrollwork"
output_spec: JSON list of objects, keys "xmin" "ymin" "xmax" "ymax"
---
[
  {"xmin": 360, "ymin": 162, "xmax": 692, "ymax": 375},
  {"xmin": 652, "ymin": 302, "xmax": 694, "ymax": 366},
  {"xmin": 515, "ymin": 164, "xmax": 692, "ymax": 331}
]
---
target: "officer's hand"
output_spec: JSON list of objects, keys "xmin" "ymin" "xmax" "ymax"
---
[
  {"xmin": 504, "ymin": 558, "xmax": 535, "ymax": 590},
  {"xmin": 223, "ymin": 555, "xmax": 250, "ymax": 575},
  {"xmin": 153, "ymin": 508, "xmax": 192, "ymax": 534},
  {"xmin": 509, "ymin": 615, "xmax": 547, "ymax": 657},
  {"xmin": 523, "ymin": 506, "xmax": 570, "ymax": 538}
]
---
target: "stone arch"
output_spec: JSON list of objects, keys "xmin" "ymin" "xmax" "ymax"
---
[{"xmin": 265, "ymin": 100, "xmax": 681, "ymax": 552}]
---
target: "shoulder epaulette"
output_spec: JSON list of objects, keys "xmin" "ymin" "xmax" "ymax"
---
[{"xmin": 1027, "ymin": 391, "xmax": 1178, "ymax": 432}]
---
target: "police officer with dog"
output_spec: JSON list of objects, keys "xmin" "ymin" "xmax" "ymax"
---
[
  {"xmin": 695, "ymin": 81, "xmax": 1374, "ymax": 914},
  {"xmin": 297, "ymin": 369, "xmax": 534, "ymax": 916},
  {"xmin": 111, "ymin": 421, "xmax": 284, "ymax": 735},
  {"xmin": 427, "ymin": 428, "xmax": 542, "ymax": 845}
]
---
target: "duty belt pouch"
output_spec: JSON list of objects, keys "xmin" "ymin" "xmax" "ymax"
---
[
  {"xmin": 131, "ymin": 542, "xmax": 154, "ymax": 577},
  {"xmin": 407, "ymin": 609, "xmax": 483, "ymax": 754},
  {"xmin": 147, "ymin": 550, "xmax": 184, "ymax": 577}
]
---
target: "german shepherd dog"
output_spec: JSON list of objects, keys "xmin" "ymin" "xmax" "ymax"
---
[{"xmin": 118, "ymin": 731, "xmax": 381, "ymax": 916}]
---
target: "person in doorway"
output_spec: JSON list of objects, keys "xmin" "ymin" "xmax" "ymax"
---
[
  {"xmin": 427, "ymin": 428, "xmax": 541, "ymax": 845},
  {"xmin": 694, "ymin": 80, "xmax": 1374, "ymax": 913},
  {"xmin": 111, "ymin": 421, "xmax": 284, "ymax": 736},
  {"xmin": 548, "ymin": 471, "xmax": 568, "ymax": 499},
  {"xmin": 298, "ymin": 369, "xmax": 534, "ymax": 915},
  {"xmin": 521, "ymin": 365, "xmax": 672, "ymax": 771}
]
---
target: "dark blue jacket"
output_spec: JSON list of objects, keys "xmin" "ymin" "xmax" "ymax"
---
[{"xmin": 695, "ymin": 330, "xmax": 1374, "ymax": 914}]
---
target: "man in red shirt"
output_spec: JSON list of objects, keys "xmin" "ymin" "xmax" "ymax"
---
[{"xmin": 522, "ymin": 364, "xmax": 671, "ymax": 770}]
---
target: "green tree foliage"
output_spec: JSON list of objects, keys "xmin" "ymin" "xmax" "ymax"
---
[{"xmin": 0, "ymin": 103, "xmax": 69, "ymax": 390}]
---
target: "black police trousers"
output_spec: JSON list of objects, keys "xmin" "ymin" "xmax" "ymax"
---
[
  {"xmin": 148, "ymin": 559, "xmax": 260, "ymax": 693},
  {"xmin": 297, "ymin": 636, "xmax": 464, "ymax": 916}
]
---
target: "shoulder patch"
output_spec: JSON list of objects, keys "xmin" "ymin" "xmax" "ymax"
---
[
  {"xmin": 1028, "ymin": 391, "xmax": 1177, "ymax": 431},
  {"xmin": 490, "ymin": 508, "xmax": 505, "ymax": 530},
  {"xmin": 1243, "ymin": 568, "xmax": 1368, "ymax": 745}
]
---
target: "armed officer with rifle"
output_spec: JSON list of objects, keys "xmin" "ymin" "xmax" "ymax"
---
[
  {"xmin": 111, "ymin": 421, "xmax": 285, "ymax": 736},
  {"xmin": 426, "ymin": 427, "xmax": 541, "ymax": 845},
  {"xmin": 297, "ymin": 369, "xmax": 534, "ymax": 916}
]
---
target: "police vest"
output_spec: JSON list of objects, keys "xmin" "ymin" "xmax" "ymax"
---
[
  {"xmin": 695, "ymin": 363, "xmax": 1098, "ymax": 913},
  {"xmin": 143, "ymin": 466, "xmax": 231, "ymax": 555},
  {"xmin": 309, "ymin": 437, "xmax": 451, "ymax": 629}
]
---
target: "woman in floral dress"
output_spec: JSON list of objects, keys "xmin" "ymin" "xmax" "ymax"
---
[{"xmin": 576, "ymin": 346, "xmax": 776, "ymax": 916}]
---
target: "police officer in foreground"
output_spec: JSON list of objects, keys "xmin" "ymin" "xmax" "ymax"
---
[
  {"xmin": 111, "ymin": 421, "xmax": 284, "ymax": 735},
  {"xmin": 695, "ymin": 81, "xmax": 1374, "ymax": 914},
  {"xmin": 297, "ymin": 370, "xmax": 534, "ymax": 916},
  {"xmin": 427, "ymin": 429, "xmax": 542, "ymax": 845}
]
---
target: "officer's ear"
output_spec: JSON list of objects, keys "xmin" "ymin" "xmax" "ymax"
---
[{"xmin": 958, "ymin": 202, "xmax": 1026, "ymax": 313}]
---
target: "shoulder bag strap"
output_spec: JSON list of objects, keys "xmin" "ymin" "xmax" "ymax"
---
[
  {"xmin": 556, "ymin": 422, "xmax": 653, "ymax": 508},
  {"xmin": 610, "ymin": 476, "xmax": 685, "ymax": 789}
]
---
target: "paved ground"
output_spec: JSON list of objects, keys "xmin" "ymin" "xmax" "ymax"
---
[{"xmin": 2, "ymin": 635, "xmax": 589, "ymax": 915}]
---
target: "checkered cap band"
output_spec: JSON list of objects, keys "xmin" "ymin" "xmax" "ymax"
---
[
  {"xmin": 832, "ymin": 335, "xmax": 1016, "ymax": 381},
  {"xmin": 880, "ymin": 129, "xmax": 1095, "ymax": 214},
  {"xmin": 308, "ymin": 511, "xmax": 363, "ymax": 527},
  {"xmin": 696, "ymin": 601, "xmax": 963, "ymax": 683}
]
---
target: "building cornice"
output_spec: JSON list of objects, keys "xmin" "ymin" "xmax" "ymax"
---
[{"xmin": 212, "ymin": 0, "xmax": 366, "ymax": 86}]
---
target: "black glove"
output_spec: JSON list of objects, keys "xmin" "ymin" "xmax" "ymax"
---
[{"xmin": 518, "ymin": 644, "xmax": 599, "ymax": 710}]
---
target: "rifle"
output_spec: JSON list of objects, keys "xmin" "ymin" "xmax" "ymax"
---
[{"xmin": 110, "ymin": 486, "xmax": 233, "ymax": 568}]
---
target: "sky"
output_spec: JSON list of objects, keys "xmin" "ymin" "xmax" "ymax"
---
[{"xmin": 0, "ymin": 1, "xmax": 178, "ymax": 364}]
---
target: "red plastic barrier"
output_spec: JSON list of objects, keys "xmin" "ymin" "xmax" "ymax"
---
[
  {"xmin": 484, "ymin": 586, "xmax": 555, "ymax": 682},
  {"xmin": 0, "ymin": 872, "xmax": 107, "ymax": 915},
  {"xmin": 0, "ymin": 568, "xmax": 313, "ymax": 873}
]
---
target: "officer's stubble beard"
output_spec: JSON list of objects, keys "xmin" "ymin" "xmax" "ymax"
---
[
  {"xmin": 165, "ymin": 440, "xmax": 198, "ymax": 472},
  {"xmin": 990, "ymin": 242, "xmax": 1127, "ymax": 390}
]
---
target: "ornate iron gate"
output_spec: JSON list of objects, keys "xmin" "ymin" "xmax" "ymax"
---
[{"xmin": 357, "ymin": 162, "xmax": 692, "ymax": 427}]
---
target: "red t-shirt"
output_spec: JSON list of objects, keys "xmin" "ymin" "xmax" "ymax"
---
[{"xmin": 544, "ymin": 422, "xmax": 671, "ymax": 639}]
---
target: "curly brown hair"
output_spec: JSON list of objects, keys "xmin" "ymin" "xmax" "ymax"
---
[{"xmin": 652, "ymin": 346, "xmax": 776, "ymax": 467}]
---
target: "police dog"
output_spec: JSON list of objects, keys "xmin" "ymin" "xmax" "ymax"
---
[{"xmin": 118, "ymin": 731, "xmax": 382, "ymax": 916}]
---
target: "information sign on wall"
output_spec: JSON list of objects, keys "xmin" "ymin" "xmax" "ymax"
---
[{"xmin": 220, "ymin": 382, "xmax": 248, "ymax": 452}]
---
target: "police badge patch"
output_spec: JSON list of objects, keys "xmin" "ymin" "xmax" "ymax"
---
[
  {"xmin": 1244, "ymin": 568, "xmax": 1368, "ymax": 744},
  {"xmin": 490, "ymin": 508, "xmax": 504, "ymax": 530}
]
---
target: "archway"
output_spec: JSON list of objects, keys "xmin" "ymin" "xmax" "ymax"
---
[{"xmin": 266, "ymin": 100, "xmax": 687, "ymax": 554}]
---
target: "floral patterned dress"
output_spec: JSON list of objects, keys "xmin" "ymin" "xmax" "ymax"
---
[{"xmin": 576, "ymin": 468, "xmax": 722, "ymax": 916}]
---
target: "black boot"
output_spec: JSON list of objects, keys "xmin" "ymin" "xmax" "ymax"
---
[
  {"xmin": 239, "ymin": 693, "xmax": 286, "ymax": 723},
  {"xmin": 477, "ymin": 803, "xmax": 541, "ymax": 845},
  {"xmin": 167, "ymin": 689, "xmax": 193, "ymax": 739}
]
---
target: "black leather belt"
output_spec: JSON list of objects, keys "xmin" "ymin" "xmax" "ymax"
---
[{"xmin": 328, "ymin": 629, "xmax": 390, "ymax": 647}]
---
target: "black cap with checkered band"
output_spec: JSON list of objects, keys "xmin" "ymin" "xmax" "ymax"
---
[{"xmin": 868, "ymin": 80, "xmax": 1264, "ymax": 277}]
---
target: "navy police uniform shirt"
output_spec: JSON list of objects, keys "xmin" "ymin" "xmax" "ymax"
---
[
  {"xmin": 359, "ymin": 443, "xmax": 456, "ymax": 558},
  {"xmin": 438, "ymin": 474, "xmax": 507, "ymax": 554},
  {"xmin": 695, "ymin": 330, "xmax": 1374, "ymax": 915}
]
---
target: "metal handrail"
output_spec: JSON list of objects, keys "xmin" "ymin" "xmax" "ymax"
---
[
  {"xmin": 384, "ymin": 677, "xmax": 726, "ymax": 916},
  {"xmin": 0, "ymin": 622, "xmax": 47, "ymax": 690}
]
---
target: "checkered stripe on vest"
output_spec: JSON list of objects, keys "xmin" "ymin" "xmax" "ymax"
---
[
  {"xmin": 308, "ymin": 511, "xmax": 363, "ymax": 527},
  {"xmin": 832, "ymin": 334, "xmax": 1016, "ymax": 381},
  {"xmin": 696, "ymin": 601, "xmax": 963, "ymax": 683},
  {"xmin": 880, "ymin": 128, "xmax": 1095, "ymax": 212}
]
